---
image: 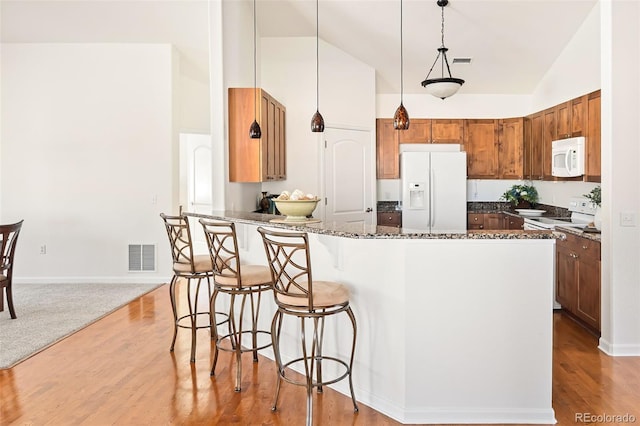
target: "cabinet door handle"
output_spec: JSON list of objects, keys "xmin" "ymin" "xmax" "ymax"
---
[{"xmin": 582, "ymin": 245, "xmax": 589, "ymax": 250}]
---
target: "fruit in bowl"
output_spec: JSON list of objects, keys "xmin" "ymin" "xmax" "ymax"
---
[{"xmin": 274, "ymin": 190, "xmax": 319, "ymax": 221}]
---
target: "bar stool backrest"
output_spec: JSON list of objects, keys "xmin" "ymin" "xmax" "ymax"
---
[
  {"xmin": 257, "ymin": 227, "xmax": 316, "ymax": 310},
  {"xmin": 199, "ymin": 219, "xmax": 242, "ymax": 286},
  {"xmin": 160, "ymin": 213, "xmax": 197, "ymax": 275},
  {"xmin": 1, "ymin": 220, "xmax": 23, "ymax": 282}
]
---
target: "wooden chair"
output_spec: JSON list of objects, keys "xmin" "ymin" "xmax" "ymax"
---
[
  {"xmin": 1, "ymin": 220, "xmax": 23, "ymax": 319},
  {"xmin": 257, "ymin": 227, "xmax": 358, "ymax": 426},
  {"xmin": 160, "ymin": 213, "xmax": 225, "ymax": 363},
  {"xmin": 200, "ymin": 219, "xmax": 273, "ymax": 392}
]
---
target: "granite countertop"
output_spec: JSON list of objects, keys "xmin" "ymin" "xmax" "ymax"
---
[
  {"xmin": 556, "ymin": 225, "xmax": 602, "ymax": 242},
  {"xmin": 186, "ymin": 210, "xmax": 557, "ymax": 240}
]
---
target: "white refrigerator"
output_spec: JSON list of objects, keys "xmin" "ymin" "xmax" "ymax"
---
[{"xmin": 400, "ymin": 146, "xmax": 467, "ymax": 232}]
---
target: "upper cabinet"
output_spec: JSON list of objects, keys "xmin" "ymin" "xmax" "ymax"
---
[
  {"xmin": 585, "ymin": 90, "xmax": 601, "ymax": 182},
  {"xmin": 228, "ymin": 88, "xmax": 286, "ymax": 182},
  {"xmin": 376, "ymin": 118, "xmax": 464, "ymax": 179},
  {"xmin": 523, "ymin": 90, "xmax": 601, "ymax": 182},
  {"xmin": 376, "ymin": 119, "xmax": 400, "ymax": 179},
  {"xmin": 498, "ymin": 117, "xmax": 524, "ymax": 179},
  {"xmin": 376, "ymin": 90, "xmax": 600, "ymax": 182},
  {"xmin": 464, "ymin": 119, "xmax": 498, "ymax": 179},
  {"xmin": 465, "ymin": 118, "xmax": 523, "ymax": 179},
  {"xmin": 397, "ymin": 119, "xmax": 464, "ymax": 144}
]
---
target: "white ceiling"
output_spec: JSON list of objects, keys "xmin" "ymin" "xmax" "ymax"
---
[{"xmin": 0, "ymin": 0, "xmax": 598, "ymax": 95}]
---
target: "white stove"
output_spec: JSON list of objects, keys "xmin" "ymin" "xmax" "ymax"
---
[{"xmin": 523, "ymin": 197, "xmax": 597, "ymax": 230}]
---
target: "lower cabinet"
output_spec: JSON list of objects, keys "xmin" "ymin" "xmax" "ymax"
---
[
  {"xmin": 556, "ymin": 233, "xmax": 601, "ymax": 333},
  {"xmin": 467, "ymin": 213, "xmax": 523, "ymax": 230},
  {"xmin": 377, "ymin": 212, "xmax": 402, "ymax": 228}
]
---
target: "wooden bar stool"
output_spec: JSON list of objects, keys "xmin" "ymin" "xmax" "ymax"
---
[
  {"xmin": 160, "ymin": 213, "xmax": 226, "ymax": 363},
  {"xmin": 200, "ymin": 219, "xmax": 273, "ymax": 392},
  {"xmin": 1, "ymin": 220, "xmax": 23, "ymax": 319},
  {"xmin": 257, "ymin": 227, "xmax": 358, "ymax": 426}
]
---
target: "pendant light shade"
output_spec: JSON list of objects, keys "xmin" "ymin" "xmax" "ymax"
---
[
  {"xmin": 311, "ymin": 0, "xmax": 324, "ymax": 133},
  {"xmin": 249, "ymin": 0, "xmax": 262, "ymax": 139},
  {"xmin": 393, "ymin": 0, "xmax": 410, "ymax": 130},
  {"xmin": 421, "ymin": 0, "xmax": 464, "ymax": 100}
]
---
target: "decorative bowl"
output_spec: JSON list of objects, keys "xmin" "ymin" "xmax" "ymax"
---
[{"xmin": 274, "ymin": 199, "xmax": 319, "ymax": 222}]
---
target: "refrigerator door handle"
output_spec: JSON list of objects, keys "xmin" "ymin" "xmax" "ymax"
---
[{"xmin": 430, "ymin": 167, "xmax": 435, "ymax": 228}]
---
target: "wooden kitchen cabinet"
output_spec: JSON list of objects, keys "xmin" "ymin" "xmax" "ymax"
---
[
  {"xmin": 556, "ymin": 233, "xmax": 601, "ymax": 333},
  {"xmin": 542, "ymin": 107, "xmax": 556, "ymax": 180},
  {"xmin": 398, "ymin": 119, "xmax": 431, "ymax": 143},
  {"xmin": 228, "ymin": 88, "xmax": 286, "ymax": 182},
  {"xmin": 376, "ymin": 118, "xmax": 464, "ymax": 179},
  {"xmin": 377, "ymin": 211, "xmax": 402, "ymax": 228},
  {"xmin": 503, "ymin": 215, "xmax": 524, "ymax": 230},
  {"xmin": 376, "ymin": 119, "xmax": 400, "ymax": 179},
  {"xmin": 398, "ymin": 119, "xmax": 464, "ymax": 144},
  {"xmin": 464, "ymin": 119, "xmax": 499, "ymax": 179},
  {"xmin": 556, "ymin": 95, "xmax": 587, "ymax": 140},
  {"xmin": 585, "ymin": 90, "xmax": 601, "ymax": 182},
  {"xmin": 467, "ymin": 213, "xmax": 485, "ymax": 230},
  {"xmin": 498, "ymin": 117, "xmax": 524, "ymax": 179},
  {"xmin": 484, "ymin": 213, "xmax": 503, "ymax": 230},
  {"xmin": 464, "ymin": 118, "xmax": 523, "ymax": 179}
]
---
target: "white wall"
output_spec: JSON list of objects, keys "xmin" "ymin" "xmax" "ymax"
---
[
  {"xmin": 0, "ymin": 43, "xmax": 176, "ymax": 283},
  {"xmin": 599, "ymin": 0, "xmax": 640, "ymax": 355}
]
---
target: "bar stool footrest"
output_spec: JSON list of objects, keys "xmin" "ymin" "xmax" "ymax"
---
[{"xmin": 279, "ymin": 356, "xmax": 350, "ymax": 388}]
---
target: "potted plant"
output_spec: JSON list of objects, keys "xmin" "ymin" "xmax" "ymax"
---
[
  {"xmin": 584, "ymin": 186, "xmax": 602, "ymax": 230},
  {"xmin": 500, "ymin": 183, "xmax": 539, "ymax": 209}
]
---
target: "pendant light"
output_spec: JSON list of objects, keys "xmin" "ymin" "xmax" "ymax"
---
[
  {"xmin": 421, "ymin": 0, "xmax": 464, "ymax": 100},
  {"xmin": 249, "ymin": 0, "xmax": 262, "ymax": 138},
  {"xmin": 393, "ymin": 0, "xmax": 410, "ymax": 130},
  {"xmin": 310, "ymin": 0, "xmax": 325, "ymax": 133}
]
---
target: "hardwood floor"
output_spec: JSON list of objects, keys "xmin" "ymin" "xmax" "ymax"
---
[{"xmin": 1, "ymin": 284, "xmax": 639, "ymax": 425}]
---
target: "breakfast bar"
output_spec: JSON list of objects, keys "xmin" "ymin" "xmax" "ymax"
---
[{"xmin": 186, "ymin": 211, "xmax": 558, "ymax": 425}]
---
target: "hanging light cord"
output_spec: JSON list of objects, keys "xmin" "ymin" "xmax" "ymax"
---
[
  {"xmin": 440, "ymin": 2, "xmax": 445, "ymax": 48},
  {"xmin": 400, "ymin": 0, "xmax": 404, "ymax": 102},
  {"xmin": 253, "ymin": 0, "xmax": 258, "ymax": 122},
  {"xmin": 316, "ymin": 0, "xmax": 320, "ymax": 111}
]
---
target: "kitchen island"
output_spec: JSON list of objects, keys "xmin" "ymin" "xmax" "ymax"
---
[{"xmin": 186, "ymin": 211, "xmax": 558, "ymax": 424}]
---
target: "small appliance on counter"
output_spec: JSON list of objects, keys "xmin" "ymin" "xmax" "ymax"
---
[
  {"xmin": 523, "ymin": 196, "xmax": 597, "ymax": 230},
  {"xmin": 255, "ymin": 192, "xmax": 280, "ymax": 215}
]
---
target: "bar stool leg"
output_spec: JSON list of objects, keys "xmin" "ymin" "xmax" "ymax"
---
[
  {"xmin": 210, "ymin": 288, "xmax": 221, "ymax": 376},
  {"xmin": 187, "ymin": 278, "xmax": 197, "ymax": 363},
  {"xmin": 346, "ymin": 307, "xmax": 359, "ymax": 413},
  {"xmin": 315, "ymin": 316, "xmax": 325, "ymax": 393},
  {"xmin": 169, "ymin": 276, "xmax": 179, "ymax": 352},
  {"xmin": 271, "ymin": 311, "xmax": 284, "ymax": 412}
]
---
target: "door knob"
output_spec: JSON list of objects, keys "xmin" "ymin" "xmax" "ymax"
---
[{"xmin": 366, "ymin": 207, "xmax": 373, "ymax": 212}]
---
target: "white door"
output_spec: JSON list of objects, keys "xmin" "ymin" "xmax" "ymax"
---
[
  {"xmin": 180, "ymin": 133, "xmax": 212, "ymax": 252},
  {"xmin": 181, "ymin": 133, "xmax": 212, "ymax": 214},
  {"xmin": 323, "ymin": 128, "xmax": 374, "ymax": 225}
]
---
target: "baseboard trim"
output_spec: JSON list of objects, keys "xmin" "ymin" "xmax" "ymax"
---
[
  {"xmin": 599, "ymin": 338, "xmax": 640, "ymax": 356},
  {"xmin": 14, "ymin": 277, "xmax": 167, "ymax": 285}
]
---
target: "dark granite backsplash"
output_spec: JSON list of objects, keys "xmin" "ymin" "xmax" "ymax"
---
[
  {"xmin": 467, "ymin": 201, "xmax": 570, "ymax": 217},
  {"xmin": 377, "ymin": 201, "xmax": 401, "ymax": 212},
  {"xmin": 380, "ymin": 200, "xmax": 569, "ymax": 217}
]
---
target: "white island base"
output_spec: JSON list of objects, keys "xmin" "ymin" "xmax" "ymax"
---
[{"xmin": 196, "ymin": 217, "xmax": 556, "ymax": 424}]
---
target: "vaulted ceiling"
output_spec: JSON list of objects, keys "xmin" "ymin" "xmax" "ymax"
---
[{"xmin": 1, "ymin": 0, "xmax": 598, "ymax": 95}]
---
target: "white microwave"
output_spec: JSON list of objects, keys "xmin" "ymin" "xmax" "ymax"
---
[{"xmin": 551, "ymin": 137, "xmax": 585, "ymax": 177}]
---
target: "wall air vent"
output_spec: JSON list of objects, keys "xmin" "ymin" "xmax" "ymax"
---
[
  {"xmin": 452, "ymin": 58, "xmax": 472, "ymax": 64},
  {"xmin": 128, "ymin": 244, "xmax": 156, "ymax": 272}
]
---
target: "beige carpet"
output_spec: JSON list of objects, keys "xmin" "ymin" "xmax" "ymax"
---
[{"xmin": 0, "ymin": 282, "xmax": 163, "ymax": 369}]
